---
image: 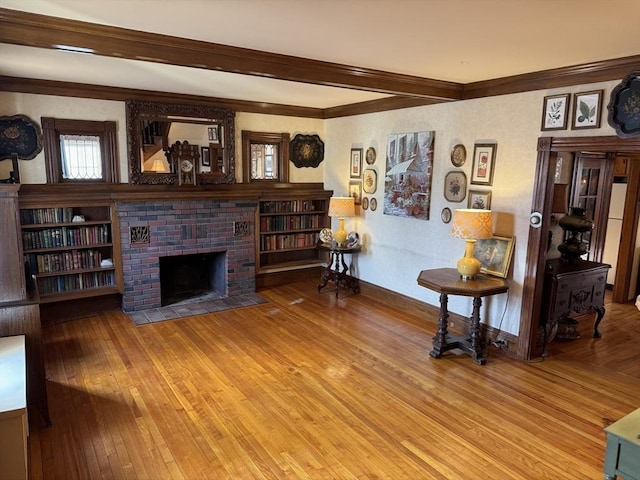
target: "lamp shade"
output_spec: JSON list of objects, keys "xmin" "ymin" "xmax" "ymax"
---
[
  {"xmin": 451, "ymin": 209, "xmax": 493, "ymax": 240},
  {"xmin": 328, "ymin": 196, "xmax": 355, "ymax": 218}
]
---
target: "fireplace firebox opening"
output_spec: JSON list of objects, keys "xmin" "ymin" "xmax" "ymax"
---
[{"xmin": 159, "ymin": 252, "xmax": 226, "ymax": 306}]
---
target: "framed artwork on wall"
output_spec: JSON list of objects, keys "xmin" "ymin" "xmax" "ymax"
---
[
  {"xmin": 541, "ymin": 93, "xmax": 570, "ymax": 131},
  {"xmin": 468, "ymin": 190, "xmax": 491, "ymax": 209},
  {"xmin": 201, "ymin": 147, "xmax": 210, "ymax": 167},
  {"xmin": 471, "ymin": 143, "xmax": 497, "ymax": 186},
  {"xmin": 349, "ymin": 180, "xmax": 362, "ymax": 205},
  {"xmin": 473, "ymin": 234, "xmax": 515, "ymax": 278},
  {"xmin": 444, "ymin": 171, "xmax": 467, "ymax": 203},
  {"xmin": 571, "ymin": 90, "xmax": 603, "ymax": 130},
  {"xmin": 208, "ymin": 125, "xmax": 220, "ymax": 144},
  {"xmin": 350, "ymin": 148, "xmax": 363, "ymax": 178}
]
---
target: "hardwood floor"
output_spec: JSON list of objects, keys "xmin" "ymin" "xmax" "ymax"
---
[{"xmin": 29, "ymin": 281, "xmax": 640, "ymax": 479}]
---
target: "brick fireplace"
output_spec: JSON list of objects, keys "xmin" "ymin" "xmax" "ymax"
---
[{"xmin": 117, "ymin": 199, "xmax": 256, "ymax": 312}]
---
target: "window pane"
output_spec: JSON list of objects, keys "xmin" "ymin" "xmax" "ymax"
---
[
  {"xmin": 60, "ymin": 134, "xmax": 102, "ymax": 180},
  {"xmin": 250, "ymin": 143, "xmax": 278, "ymax": 180}
]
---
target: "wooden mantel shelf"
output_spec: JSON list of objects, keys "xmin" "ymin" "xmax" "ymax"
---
[{"xmin": 17, "ymin": 182, "xmax": 329, "ymax": 204}]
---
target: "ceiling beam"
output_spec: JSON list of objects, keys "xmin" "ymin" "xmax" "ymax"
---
[{"xmin": 0, "ymin": 8, "xmax": 464, "ymax": 101}]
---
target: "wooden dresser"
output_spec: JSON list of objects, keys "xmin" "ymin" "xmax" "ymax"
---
[{"xmin": 540, "ymin": 258, "xmax": 610, "ymax": 352}]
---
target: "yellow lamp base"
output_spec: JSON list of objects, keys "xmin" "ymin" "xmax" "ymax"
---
[
  {"xmin": 457, "ymin": 239, "xmax": 481, "ymax": 280},
  {"xmin": 333, "ymin": 217, "xmax": 347, "ymax": 245}
]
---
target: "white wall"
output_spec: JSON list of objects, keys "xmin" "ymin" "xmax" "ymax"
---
[
  {"xmin": 0, "ymin": 80, "xmax": 624, "ymax": 336},
  {"xmin": 323, "ymin": 80, "xmax": 621, "ymax": 335}
]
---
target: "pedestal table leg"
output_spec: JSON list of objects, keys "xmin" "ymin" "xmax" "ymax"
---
[{"xmin": 430, "ymin": 293, "xmax": 449, "ymax": 359}]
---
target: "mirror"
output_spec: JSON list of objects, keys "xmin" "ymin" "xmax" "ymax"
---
[{"xmin": 126, "ymin": 100, "xmax": 235, "ymax": 185}]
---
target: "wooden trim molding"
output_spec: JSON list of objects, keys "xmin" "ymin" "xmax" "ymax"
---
[
  {"xmin": 520, "ymin": 136, "xmax": 640, "ymax": 360},
  {"xmin": 0, "ymin": 8, "xmax": 462, "ymax": 101},
  {"xmin": 1, "ymin": 8, "xmax": 637, "ymax": 118}
]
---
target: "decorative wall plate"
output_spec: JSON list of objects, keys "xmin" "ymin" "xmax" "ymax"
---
[
  {"xmin": 362, "ymin": 197, "xmax": 369, "ymax": 210},
  {"xmin": 441, "ymin": 207, "xmax": 452, "ymax": 224},
  {"xmin": 369, "ymin": 197, "xmax": 378, "ymax": 211},
  {"xmin": 290, "ymin": 133, "xmax": 325, "ymax": 168},
  {"xmin": 366, "ymin": 147, "xmax": 377, "ymax": 165},
  {"xmin": 346, "ymin": 231, "xmax": 359, "ymax": 248},
  {"xmin": 607, "ymin": 71, "xmax": 640, "ymax": 138},
  {"xmin": 450, "ymin": 144, "xmax": 466, "ymax": 167},
  {"xmin": 319, "ymin": 227, "xmax": 333, "ymax": 244},
  {"xmin": 0, "ymin": 114, "xmax": 43, "ymax": 160},
  {"xmin": 363, "ymin": 168, "xmax": 377, "ymax": 194}
]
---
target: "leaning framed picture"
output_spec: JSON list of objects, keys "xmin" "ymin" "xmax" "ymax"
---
[
  {"xmin": 473, "ymin": 234, "xmax": 515, "ymax": 278},
  {"xmin": 541, "ymin": 93, "xmax": 570, "ymax": 131},
  {"xmin": 468, "ymin": 190, "xmax": 492, "ymax": 209},
  {"xmin": 350, "ymin": 148, "xmax": 363, "ymax": 178},
  {"xmin": 571, "ymin": 90, "xmax": 603, "ymax": 130},
  {"xmin": 349, "ymin": 180, "xmax": 362, "ymax": 205},
  {"xmin": 471, "ymin": 143, "xmax": 497, "ymax": 186},
  {"xmin": 444, "ymin": 171, "xmax": 467, "ymax": 202}
]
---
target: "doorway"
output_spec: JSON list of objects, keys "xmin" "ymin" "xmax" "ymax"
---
[{"xmin": 517, "ymin": 136, "xmax": 640, "ymax": 361}]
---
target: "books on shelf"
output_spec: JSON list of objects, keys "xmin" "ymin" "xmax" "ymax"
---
[
  {"xmin": 261, "ymin": 232, "xmax": 319, "ymax": 251},
  {"xmin": 37, "ymin": 270, "xmax": 116, "ymax": 295},
  {"xmin": 260, "ymin": 199, "xmax": 323, "ymax": 214},
  {"xmin": 25, "ymin": 250, "xmax": 104, "ymax": 274},
  {"xmin": 21, "ymin": 225, "xmax": 110, "ymax": 250},
  {"xmin": 260, "ymin": 214, "xmax": 325, "ymax": 232},
  {"xmin": 19, "ymin": 207, "xmax": 75, "ymax": 225}
]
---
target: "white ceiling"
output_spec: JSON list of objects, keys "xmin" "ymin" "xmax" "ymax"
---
[{"xmin": 1, "ymin": 0, "xmax": 639, "ymax": 108}]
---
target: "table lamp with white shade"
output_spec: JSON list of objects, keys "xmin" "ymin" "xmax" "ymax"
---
[
  {"xmin": 328, "ymin": 196, "xmax": 355, "ymax": 245},
  {"xmin": 451, "ymin": 209, "xmax": 493, "ymax": 280}
]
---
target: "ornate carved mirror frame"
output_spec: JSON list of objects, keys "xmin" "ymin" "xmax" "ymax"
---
[{"xmin": 126, "ymin": 100, "xmax": 235, "ymax": 185}]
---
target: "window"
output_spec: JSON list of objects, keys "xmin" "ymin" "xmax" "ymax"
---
[
  {"xmin": 242, "ymin": 131, "xmax": 290, "ymax": 183},
  {"xmin": 42, "ymin": 117, "xmax": 118, "ymax": 183}
]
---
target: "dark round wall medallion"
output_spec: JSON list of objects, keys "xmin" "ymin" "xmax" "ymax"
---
[{"xmin": 290, "ymin": 134, "xmax": 324, "ymax": 168}]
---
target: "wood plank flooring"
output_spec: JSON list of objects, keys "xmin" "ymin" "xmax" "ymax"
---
[{"xmin": 28, "ymin": 281, "xmax": 640, "ymax": 479}]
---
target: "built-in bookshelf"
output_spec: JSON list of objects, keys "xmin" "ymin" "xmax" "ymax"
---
[
  {"xmin": 256, "ymin": 190, "xmax": 332, "ymax": 286},
  {"xmin": 19, "ymin": 203, "xmax": 122, "ymax": 303}
]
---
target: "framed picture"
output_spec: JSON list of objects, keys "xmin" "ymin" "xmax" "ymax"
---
[
  {"xmin": 444, "ymin": 171, "xmax": 467, "ymax": 202},
  {"xmin": 201, "ymin": 146, "xmax": 210, "ymax": 167},
  {"xmin": 473, "ymin": 234, "xmax": 515, "ymax": 278},
  {"xmin": 363, "ymin": 168, "xmax": 377, "ymax": 194},
  {"xmin": 541, "ymin": 93, "xmax": 570, "ymax": 131},
  {"xmin": 208, "ymin": 125, "xmax": 220, "ymax": 143},
  {"xmin": 468, "ymin": 190, "xmax": 492, "ymax": 209},
  {"xmin": 350, "ymin": 148, "xmax": 363, "ymax": 178},
  {"xmin": 349, "ymin": 180, "xmax": 362, "ymax": 205},
  {"xmin": 471, "ymin": 143, "xmax": 497, "ymax": 186},
  {"xmin": 571, "ymin": 90, "xmax": 603, "ymax": 130}
]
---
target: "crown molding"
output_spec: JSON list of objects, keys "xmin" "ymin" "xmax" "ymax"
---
[
  {"xmin": 0, "ymin": 7, "xmax": 462, "ymax": 101},
  {"xmin": 0, "ymin": 8, "xmax": 637, "ymax": 118}
]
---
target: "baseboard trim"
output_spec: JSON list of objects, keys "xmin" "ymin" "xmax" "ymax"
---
[{"xmin": 358, "ymin": 279, "xmax": 518, "ymax": 354}]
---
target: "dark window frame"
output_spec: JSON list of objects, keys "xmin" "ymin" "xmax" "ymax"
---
[
  {"xmin": 41, "ymin": 117, "xmax": 119, "ymax": 183},
  {"xmin": 241, "ymin": 130, "xmax": 290, "ymax": 183}
]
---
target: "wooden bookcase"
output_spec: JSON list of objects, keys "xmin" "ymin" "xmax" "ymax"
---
[
  {"xmin": 19, "ymin": 202, "xmax": 122, "ymax": 303},
  {"xmin": 256, "ymin": 188, "xmax": 332, "ymax": 287}
]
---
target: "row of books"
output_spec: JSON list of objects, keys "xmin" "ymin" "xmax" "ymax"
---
[
  {"xmin": 20, "ymin": 207, "xmax": 76, "ymax": 225},
  {"xmin": 22, "ymin": 225, "xmax": 111, "ymax": 250},
  {"xmin": 37, "ymin": 271, "xmax": 115, "ymax": 295},
  {"xmin": 25, "ymin": 250, "xmax": 104, "ymax": 274},
  {"xmin": 260, "ymin": 200, "xmax": 323, "ymax": 214},
  {"xmin": 261, "ymin": 232, "xmax": 318, "ymax": 251},
  {"xmin": 260, "ymin": 215, "xmax": 325, "ymax": 232}
]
